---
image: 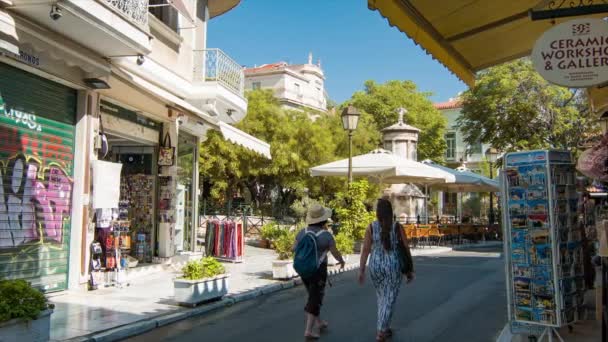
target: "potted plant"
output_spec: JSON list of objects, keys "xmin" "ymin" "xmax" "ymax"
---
[
  {"xmin": 173, "ymin": 257, "xmax": 229, "ymax": 306},
  {"xmin": 259, "ymin": 223, "xmax": 276, "ymax": 249},
  {"xmin": 328, "ymin": 232, "xmax": 354, "ymax": 266},
  {"xmin": 272, "ymin": 230, "xmax": 297, "ymax": 279},
  {"xmin": 0, "ymin": 279, "xmax": 54, "ymax": 342}
]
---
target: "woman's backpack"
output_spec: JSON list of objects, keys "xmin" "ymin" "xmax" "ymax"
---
[{"xmin": 293, "ymin": 229, "xmax": 328, "ymax": 279}]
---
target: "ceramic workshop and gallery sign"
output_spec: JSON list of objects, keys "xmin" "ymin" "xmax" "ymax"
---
[{"xmin": 532, "ymin": 18, "xmax": 608, "ymax": 87}]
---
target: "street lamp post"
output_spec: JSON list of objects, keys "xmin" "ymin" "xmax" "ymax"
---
[
  {"xmin": 485, "ymin": 147, "xmax": 499, "ymax": 225},
  {"xmin": 341, "ymin": 106, "xmax": 360, "ymax": 187}
]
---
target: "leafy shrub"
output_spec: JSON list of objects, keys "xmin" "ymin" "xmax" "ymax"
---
[
  {"xmin": 260, "ymin": 223, "xmax": 286, "ymax": 241},
  {"xmin": 335, "ymin": 232, "xmax": 354, "ymax": 255},
  {"xmin": 274, "ymin": 230, "xmax": 296, "ymax": 260},
  {"xmin": 0, "ymin": 279, "xmax": 48, "ymax": 322},
  {"xmin": 182, "ymin": 257, "xmax": 226, "ymax": 280},
  {"xmin": 290, "ymin": 197, "xmax": 320, "ymax": 223},
  {"xmin": 200, "ymin": 257, "xmax": 225, "ymax": 278},
  {"xmin": 330, "ymin": 180, "xmax": 376, "ymax": 240}
]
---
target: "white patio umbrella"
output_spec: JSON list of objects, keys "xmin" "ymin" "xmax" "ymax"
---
[
  {"xmin": 421, "ymin": 161, "xmax": 499, "ymax": 192},
  {"xmin": 310, "ymin": 149, "xmax": 455, "ymax": 184},
  {"xmin": 422, "ymin": 160, "xmax": 499, "ymax": 223},
  {"xmin": 311, "ymin": 149, "xmax": 455, "ymax": 224}
]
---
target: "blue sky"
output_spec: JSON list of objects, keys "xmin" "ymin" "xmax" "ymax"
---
[{"xmin": 207, "ymin": 1, "xmax": 467, "ymax": 104}]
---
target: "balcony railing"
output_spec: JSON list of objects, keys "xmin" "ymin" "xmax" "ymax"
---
[
  {"xmin": 194, "ymin": 49, "xmax": 245, "ymax": 97},
  {"xmin": 102, "ymin": 0, "xmax": 149, "ymax": 27}
]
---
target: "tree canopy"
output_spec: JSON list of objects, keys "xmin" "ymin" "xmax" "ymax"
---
[
  {"xmin": 199, "ymin": 89, "xmax": 380, "ymax": 213},
  {"xmin": 349, "ymin": 80, "xmax": 447, "ymax": 161},
  {"xmin": 458, "ymin": 59, "xmax": 599, "ymax": 153}
]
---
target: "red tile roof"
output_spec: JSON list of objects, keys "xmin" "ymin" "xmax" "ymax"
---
[
  {"xmin": 244, "ymin": 62, "xmax": 287, "ymax": 74},
  {"xmin": 434, "ymin": 99, "xmax": 462, "ymax": 110}
]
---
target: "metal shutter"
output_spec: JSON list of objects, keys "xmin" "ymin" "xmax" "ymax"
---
[{"xmin": 0, "ymin": 62, "xmax": 76, "ymax": 292}]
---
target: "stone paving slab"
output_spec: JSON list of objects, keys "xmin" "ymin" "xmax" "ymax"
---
[{"xmin": 51, "ymin": 245, "xmax": 448, "ymax": 341}]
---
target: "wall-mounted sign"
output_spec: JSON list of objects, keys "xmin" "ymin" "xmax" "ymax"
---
[{"xmin": 532, "ymin": 18, "xmax": 608, "ymax": 88}]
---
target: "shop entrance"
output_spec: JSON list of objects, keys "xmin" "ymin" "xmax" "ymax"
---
[{"xmin": 102, "ymin": 132, "xmax": 158, "ymax": 265}]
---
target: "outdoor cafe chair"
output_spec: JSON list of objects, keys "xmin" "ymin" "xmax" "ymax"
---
[
  {"xmin": 428, "ymin": 226, "xmax": 445, "ymax": 246},
  {"xmin": 416, "ymin": 226, "xmax": 431, "ymax": 248}
]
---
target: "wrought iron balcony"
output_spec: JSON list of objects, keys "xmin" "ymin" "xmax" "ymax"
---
[
  {"xmin": 102, "ymin": 0, "xmax": 149, "ymax": 27},
  {"xmin": 194, "ymin": 49, "xmax": 245, "ymax": 97}
]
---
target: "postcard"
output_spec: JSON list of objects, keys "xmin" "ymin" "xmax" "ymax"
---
[
  {"xmin": 510, "ymin": 188, "xmax": 526, "ymax": 201},
  {"xmin": 533, "ymin": 293, "xmax": 555, "ymax": 310},
  {"xmin": 530, "ymin": 229, "xmax": 550, "ymax": 245},
  {"xmin": 509, "ymin": 201, "xmax": 526, "ymax": 216},
  {"xmin": 514, "ymin": 277, "xmax": 531, "ymax": 292},
  {"xmin": 530, "ymin": 244, "xmax": 552, "ymax": 265},
  {"xmin": 516, "ymin": 307, "xmax": 533, "ymax": 321},
  {"xmin": 527, "ymin": 199, "xmax": 548, "ymax": 215},
  {"xmin": 528, "ymin": 213, "xmax": 548, "ymax": 228},
  {"xmin": 527, "ymin": 188, "xmax": 547, "ymax": 201},
  {"xmin": 511, "ymin": 215, "xmax": 527, "ymax": 229},
  {"xmin": 533, "ymin": 309, "xmax": 556, "ymax": 325},
  {"xmin": 506, "ymin": 168, "xmax": 522, "ymax": 187},
  {"xmin": 512, "ymin": 230, "xmax": 527, "ymax": 244},
  {"xmin": 513, "ymin": 265, "xmax": 532, "ymax": 278}
]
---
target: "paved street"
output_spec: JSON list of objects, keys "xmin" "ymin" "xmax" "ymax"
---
[{"xmin": 127, "ymin": 249, "xmax": 507, "ymax": 342}]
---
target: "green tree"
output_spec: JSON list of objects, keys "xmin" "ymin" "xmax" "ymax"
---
[
  {"xmin": 199, "ymin": 90, "xmax": 380, "ymax": 213},
  {"xmin": 349, "ymin": 80, "xmax": 447, "ymax": 161},
  {"xmin": 458, "ymin": 59, "xmax": 599, "ymax": 153}
]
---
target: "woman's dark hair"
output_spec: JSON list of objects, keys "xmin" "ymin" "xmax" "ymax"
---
[{"xmin": 376, "ymin": 199, "xmax": 393, "ymax": 251}]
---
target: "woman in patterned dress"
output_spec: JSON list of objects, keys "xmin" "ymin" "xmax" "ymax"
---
[{"xmin": 358, "ymin": 198, "xmax": 415, "ymax": 341}]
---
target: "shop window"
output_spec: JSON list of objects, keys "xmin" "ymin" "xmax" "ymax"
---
[{"xmin": 149, "ymin": 0, "xmax": 179, "ymax": 32}]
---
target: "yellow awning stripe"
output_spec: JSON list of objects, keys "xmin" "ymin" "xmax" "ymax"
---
[{"xmin": 368, "ymin": 0, "xmax": 475, "ymax": 86}]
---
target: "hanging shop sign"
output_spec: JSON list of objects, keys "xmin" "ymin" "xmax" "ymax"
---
[{"xmin": 532, "ymin": 18, "xmax": 608, "ymax": 87}]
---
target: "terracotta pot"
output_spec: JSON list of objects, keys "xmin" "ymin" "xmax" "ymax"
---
[{"xmin": 259, "ymin": 239, "xmax": 270, "ymax": 249}]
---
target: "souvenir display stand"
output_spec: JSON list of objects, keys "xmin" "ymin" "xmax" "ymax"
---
[
  {"xmin": 121, "ymin": 175, "xmax": 154, "ymax": 263},
  {"xmin": 502, "ymin": 150, "xmax": 585, "ymax": 341},
  {"xmin": 104, "ymin": 220, "xmax": 131, "ymax": 288},
  {"xmin": 205, "ymin": 220, "xmax": 244, "ymax": 263}
]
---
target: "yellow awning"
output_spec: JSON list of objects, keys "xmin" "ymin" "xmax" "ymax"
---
[{"xmin": 368, "ymin": 0, "xmax": 606, "ymax": 87}]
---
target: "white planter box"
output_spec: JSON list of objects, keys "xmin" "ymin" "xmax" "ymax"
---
[
  {"xmin": 0, "ymin": 309, "xmax": 52, "ymax": 342},
  {"xmin": 272, "ymin": 260, "xmax": 296, "ymax": 279},
  {"xmin": 173, "ymin": 274, "xmax": 229, "ymax": 306}
]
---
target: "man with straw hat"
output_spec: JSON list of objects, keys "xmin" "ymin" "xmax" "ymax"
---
[{"xmin": 294, "ymin": 204, "xmax": 345, "ymax": 339}]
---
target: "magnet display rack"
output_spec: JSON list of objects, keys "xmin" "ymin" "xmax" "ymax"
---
[
  {"xmin": 105, "ymin": 220, "xmax": 131, "ymax": 288},
  {"xmin": 502, "ymin": 150, "xmax": 585, "ymax": 340}
]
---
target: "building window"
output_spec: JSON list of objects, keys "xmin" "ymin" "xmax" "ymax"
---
[
  {"xmin": 445, "ymin": 132, "xmax": 456, "ymax": 160},
  {"xmin": 149, "ymin": 0, "xmax": 179, "ymax": 32},
  {"xmin": 384, "ymin": 141, "xmax": 393, "ymax": 152},
  {"xmin": 468, "ymin": 141, "xmax": 482, "ymax": 155},
  {"xmin": 294, "ymin": 83, "xmax": 302, "ymax": 98},
  {"xmin": 252, "ymin": 82, "xmax": 261, "ymax": 90}
]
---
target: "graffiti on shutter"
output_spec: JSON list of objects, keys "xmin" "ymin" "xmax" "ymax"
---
[{"xmin": 0, "ymin": 90, "xmax": 74, "ymax": 291}]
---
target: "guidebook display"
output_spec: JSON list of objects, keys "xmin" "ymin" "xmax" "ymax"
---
[{"xmin": 502, "ymin": 150, "xmax": 585, "ymax": 328}]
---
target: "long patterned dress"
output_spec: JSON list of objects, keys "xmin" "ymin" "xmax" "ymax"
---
[{"xmin": 368, "ymin": 220, "xmax": 403, "ymax": 332}]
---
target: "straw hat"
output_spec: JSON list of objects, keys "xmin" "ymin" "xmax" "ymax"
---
[{"xmin": 306, "ymin": 204, "xmax": 332, "ymax": 225}]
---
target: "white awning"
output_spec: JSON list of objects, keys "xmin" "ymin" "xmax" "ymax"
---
[
  {"xmin": 113, "ymin": 66, "xmax": 271, "ymax": 159},
  {"xmin": 219, "ymin": 122, "xmax": 271, "ymax": 159}
]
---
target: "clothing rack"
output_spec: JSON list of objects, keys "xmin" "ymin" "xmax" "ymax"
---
[{"xmin": 205, "ymin": 219, "xmax": 244, "ymax": 263}]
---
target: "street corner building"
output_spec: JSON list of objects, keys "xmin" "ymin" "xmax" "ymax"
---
[{"xmin": 0, "ymin": 0, "xmax": 269, "ymax": 293}]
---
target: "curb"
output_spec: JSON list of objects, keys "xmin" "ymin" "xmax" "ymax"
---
[{"xmin": 81, "ymin": 263, "xmax": 360, "ymax": 342}]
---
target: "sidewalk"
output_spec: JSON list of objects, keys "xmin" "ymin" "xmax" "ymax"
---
[{"xmin": 49, "ymin": 244, "xmax": 451, "ymax": 341}]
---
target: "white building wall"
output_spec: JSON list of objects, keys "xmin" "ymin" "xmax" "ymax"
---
[{"xmin": 244, "ymin": 63, "xmax": 327, "ymax": 112}]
